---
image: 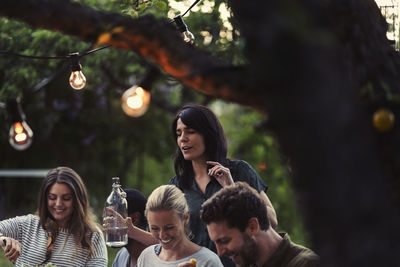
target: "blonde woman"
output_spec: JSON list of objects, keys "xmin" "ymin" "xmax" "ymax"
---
[
  {"xmin": 136, "ymin": 185, "xmax": 223, "ymax": 267},
  {"xmin": 0, "ymin": 167, "xmax": 107, "ymax": 266}
]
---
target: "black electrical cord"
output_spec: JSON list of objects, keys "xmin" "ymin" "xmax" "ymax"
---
[
  {"xmin": 166, "ymin": 0, "xmax": 200, "ymax": 25},
  {"xmin": 0, "ymin": 45, "xmax": 110, "ymax": 60},
  {"xmin": 0, "ymin": 0, "xmax": 200, "ymax": 59},
  {"xmin": 81, "ymin": 45, "xmax": 111, "ymax": 56},
  {"xmin": 182, "ymin": 0, "xmax": 201, "ymax": 17},
  {"xmin": 0, "ymin": 50, "xmax": 68, "ymax": 59}
]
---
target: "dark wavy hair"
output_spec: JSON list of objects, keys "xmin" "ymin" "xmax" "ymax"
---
[
  {"xmin": 172, "ymin": 104, "xmax": 228, "ymax": 189},
  {"xmin": 124, "ymin": 188, "xmax": 148, "ymax": 229},
  {"xmin": 37, "ymin": 167, "xmax": 100, "ymax": 254},
  {"xmin": 200, "ymin": 182, "xmax": 270, "ymax": 231}
]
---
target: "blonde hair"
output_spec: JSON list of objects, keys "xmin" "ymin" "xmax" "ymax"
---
[{"xmin": 145, "ymin": 185, "xmax": 191, "ymax": 235}]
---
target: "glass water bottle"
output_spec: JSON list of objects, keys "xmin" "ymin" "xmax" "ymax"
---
[{"xmin": 103, "ymin": 177, "xmax": 128, "ymax": 247}]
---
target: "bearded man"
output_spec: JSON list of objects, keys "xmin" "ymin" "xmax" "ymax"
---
[{"xmin": 200, "ymin": 182, "xmax": 319, "ymax": 267}]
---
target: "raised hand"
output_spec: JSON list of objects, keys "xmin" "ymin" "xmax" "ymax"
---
[
  {"xmin": 207, "ymin": 161, "xmax": 234, "ymax": 187},
  {"xmin": 102, "ymin": 207, "xmax": 128, "ymax": 231}
]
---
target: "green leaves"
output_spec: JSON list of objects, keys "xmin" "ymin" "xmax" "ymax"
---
[
  {"xmin": 120, "ymin": 0, "xmax": 169, "ymax": 18},
  {"xmin": 0, "ymin": 0, "xmax": 309, "ymax": 251},
  {"xmin": 154, "ymin": 0, "xmax": 167, "ymax": 11},
  {"xmin": 215, "ymin": 101, "xmax": 309, "ymax": 245}
]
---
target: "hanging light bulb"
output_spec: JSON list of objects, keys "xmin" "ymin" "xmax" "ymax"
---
[
  {"xmin": 373, "ymin": 107, "xmax": 395, "ymax": 132},
  {"xmin": 69, "ymin": 52, "xmax": 86, "ymax": 90},
  {"xmin": 9, "ymin": 121, "xmax": 33, "ymax": 150},
  {"xmin": 121, "ymin": 85, "xmax": 151, "ymax": 117},
  {"xmin": 121, "ymin": 67, "xmax": 160, "ymax": 117},
  {"xmin": 6, "ymin": 99, "xmax": 33, "ymax": 151},
  {"xmin": 173, "ymin": 15, "xmax": 195, "ymax": 44}
]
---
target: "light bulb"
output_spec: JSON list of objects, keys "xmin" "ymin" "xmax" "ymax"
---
[
  {"xmin": 182, "ymin": 31, "xmax": 195, "ymax": 44},
  {"xmin": 121, "ymin": 86, "xmax": 151, "ymax": 117},
  {"xmin": 69, "ymin": 52, "xmax": 86, "ymax": 90},
  {"xmin": 6, "ymin": 98, "xmax": 34, "ymax": 151},
  {"xmin": 174, "ymin": 15, "xmax": 195, "ymax": 44},
  {"xmin": 373, "ymin": 108, "xmax": 395, "ymax": 132},
  {"xmin": 69, "ymin": 70, "xmax": 86, "ymax": 90},
  {"xmin": 9, "ymin": 121, "xmax": 33, "ymax": 151}
]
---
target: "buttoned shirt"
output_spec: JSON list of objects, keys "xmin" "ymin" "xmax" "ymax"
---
[{"xmin": 169, "ymin": 160, "xmax": 267, "ymax": 267}]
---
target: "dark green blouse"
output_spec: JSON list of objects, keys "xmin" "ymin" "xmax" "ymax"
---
[{"xmin": 169, "ymin": 160, "xmax": 267, "ymax": 266}]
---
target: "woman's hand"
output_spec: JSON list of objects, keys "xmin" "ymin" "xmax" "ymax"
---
[
  {"xmin": 103, "ymin": 208, "xmax": 138, "ymax": 239},
  {"xmin": 103, "ymin": 207, "xmax": 128, "ymax": 231},
  {"xmin": 0, "ymin": 236, "xmax": 21, "ymax": 264},
  {"xmin": 207, "ymin": 161, "xmax": 234, "ymax": 187},
  {"xmin": 125, "ymin": 217, "xmax": 137, "ymax": 239},
  {"xmin": 103, "ymin": 208, "xmax": 158, "ymax": 246}
]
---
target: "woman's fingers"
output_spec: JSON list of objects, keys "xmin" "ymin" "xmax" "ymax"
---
[
  {"xmin": 206, "ymin": 161, "xmax": 234, "ymax": 186},
  {"xmin": 103, "ymin": 207, "xmax": 126, "ymax": 222},
  {"xmin": 3, "ymin": 237, "xmax": 21, "ymax": 263},
  {"xmin": 103, "ymin": 208, "xmax": 128, "ymax": 231},
  {"xmin": 207, "ymin": 161, "xmax": 226, "ymax": 176},
  {"xmin": 105, "ymin": 207, "xmax": 124, "ymax": 217}
]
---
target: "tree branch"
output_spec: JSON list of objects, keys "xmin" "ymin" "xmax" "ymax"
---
[{"xmin": 0, "ymin": 0, "xmax": 260, "ymax": 109}]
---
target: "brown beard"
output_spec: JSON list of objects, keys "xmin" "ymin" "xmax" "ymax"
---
[{"xmin": 237, "ymin": 233, "xmax": 259, "ymax": 267}]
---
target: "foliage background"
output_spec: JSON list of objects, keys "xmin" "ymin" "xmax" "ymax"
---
[{"xmin": 0, "ymin": 0, "xmax": 309, "ymax": 265}]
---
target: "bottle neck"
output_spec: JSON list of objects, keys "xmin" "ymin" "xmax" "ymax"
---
[
  {"xmin": 111, "ymin": 177, "xmax": 120, "ymax": 186},
  {"xmin": 112, "ymin": 184, "xmax": 121, "ymax": 191}
]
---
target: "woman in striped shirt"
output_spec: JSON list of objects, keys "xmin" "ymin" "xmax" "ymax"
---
[{"xmin": 0, "ymin": 166, "xmax": 107, "ymax": 267}]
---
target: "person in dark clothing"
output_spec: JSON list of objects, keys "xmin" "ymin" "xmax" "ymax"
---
[
  {"xmin": 112, "ymin": 188, "xmax": 148, "ymax": 267},
  {"xmin": 201, "ymin": 182, "xmax": 319, "ymax": 267},
  {"xmin": 169, "ymin": 104, "xmax": 278, "ymax": 266},
  {"xmin": 108, "ymin": 104, "xmax": 278, "ymax": 267}
]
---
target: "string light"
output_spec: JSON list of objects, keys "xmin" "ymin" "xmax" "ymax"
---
[
  {"xmin": 6, "ymin": 99, "xmax": 33, "ymax": 151},
  {"xmin": 121, "ymin": 85, "xmax": 151, "ymax": 117},
  {"xmin": 121, "ymin": 66, "xmax": 160, "ymax": 117},
  {"xmin": 0, "ymin": 0, "xmax": 203, "ymax": 145},
  {"xmin": 173, "ymin": 15, "xmax": 195, "ymax": 44},
  {"xmin": 0, "ymin": 45, "xmax": 110, "ymax": 92},
  {"xmin": 69, "ymin": 52, "xmax": 86, "ymax": 90},
  {"xmin": 373, "ymin": 107, "xmax": 395, "ymax": 132}
]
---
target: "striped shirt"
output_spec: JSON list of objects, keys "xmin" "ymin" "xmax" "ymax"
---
[{"xmin": 0, "ymin": 214, "xmax": 107, "ymax": 267}]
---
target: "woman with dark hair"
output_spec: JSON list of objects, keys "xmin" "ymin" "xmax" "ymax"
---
[
  {"xmin": 104, "ymin": 104, "xmax": 277, "ymax": 266},
  {"xmin": 0, "ymin": 166, "xmax": 107, "ymax": 267},
  {"xmin": 168, "ymin": 104, "xmax": 277, "ymax": 266}
]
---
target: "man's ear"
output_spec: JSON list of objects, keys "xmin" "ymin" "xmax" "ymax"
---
[
  {"xmin": 246, "ymin": 217, "xmax": 260, "ymax": 236},
  {"xmin": 130, "ymin": 212, "xmax": 142, "ymax": 226}
]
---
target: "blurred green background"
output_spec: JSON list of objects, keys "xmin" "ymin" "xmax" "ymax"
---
[{"xmin": 0, "ymin": 0, "xmax": 310, "ymax": 265}]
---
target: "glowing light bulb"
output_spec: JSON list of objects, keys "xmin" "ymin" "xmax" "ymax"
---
[
  {"xmin": 9, "ymin": 121, "xmax": 33, "ymax": 151},
  {"xmin": 69, "ymin": 52, "xmax": 86, "ymax": 90},
  {"xmin": 174, "ymin": 15, "xmax": 195, "ymax": 44},
  {"xmin": 6, "ymin": 98, "xmax": 34, "ymax": 151},
  {"xmin": 69, "ymin": 70, "xmax": 86, "ymax": 90},
  {"xmin": 373, "ymin": 108, "xmax": 395, "ymax": 132},
  {"xmin": 127, "ymin": 94, "xmax": 143, "ymax": 109},
  {"xmin": 121, "ymin": 86, "xmax": 151, "ymax": 117},
  {"xmin": 182, "ymin": 30, "xmax": 195, "ymax": 44}
]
